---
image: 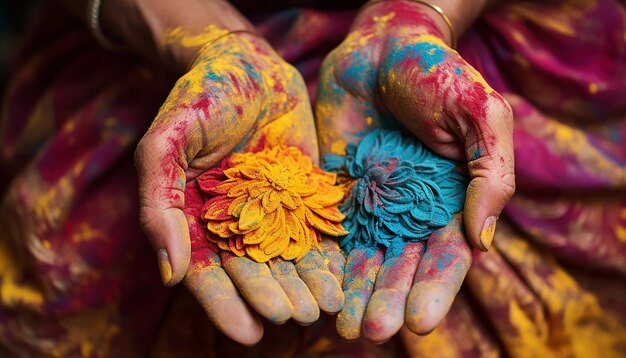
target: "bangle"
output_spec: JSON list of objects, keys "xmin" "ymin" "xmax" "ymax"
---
[
  {"xmin": 186, "ymin": 30, "xmax": 260, "ymax": 71},
  {"xmin": 86, "ymin": 0, "xmax": 124, "ymax": 50},
  {"xmin": 361, "ymin": 0, "xmax": 457, "ymax": 49}
]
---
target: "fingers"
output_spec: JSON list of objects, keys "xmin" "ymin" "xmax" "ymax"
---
[
  {"xmin": 221, "ymin": 252, "xmax": 293, "ymax": 324},
  {"xmin": 336, "ymin": 247, "xmax": 384, "ymax": 340},
  {"xmin": 294, "ymin": 246, "xmax": 344, "ymax": 314},
  {"xmin": 184, "ymin": 265, "xmax": 263, "ymax": 346},
  {"xmin": 268, "ymin": 258, "xmax": 319, "ymax": 325},
  {"xmin": 362, "ymin": 242, "xmax": 425, "ymax": 343},
  {"xmin": 405, "ymin": 214, "xmax": 472, "ymax": 334},
  {"xmin": 318, "ymin": 238, "xmax": 346, "ymax": 285},
  {"xmin": 183, "ymin": 183, "xmax": 263, "ymax": 346},
  {"xmin": 462, "ymin": 94, "xmax": 516, "ymax": 251}
]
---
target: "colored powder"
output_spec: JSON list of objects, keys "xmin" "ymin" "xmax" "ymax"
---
[
  {"xmin": 323, "ymin": 129, "xmax": 466, "ymax": 257},
  {"xmin": 198, "ymin": 146, "xmax": 348, "ymax": 263}
]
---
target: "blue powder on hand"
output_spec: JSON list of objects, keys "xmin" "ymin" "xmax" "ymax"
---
[{"xmin": 323, "ymin": 129, "xmax": 467, "ymax": 258}]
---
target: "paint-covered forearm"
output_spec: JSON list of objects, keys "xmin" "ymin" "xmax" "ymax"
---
[{"xmin": 58, "ymin": 0, "xmax": 255, "ymax": 71}]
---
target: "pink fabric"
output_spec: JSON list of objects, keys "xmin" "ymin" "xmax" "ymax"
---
[{"xmin": 1, "ymin": 0, "xmax": 625, "ymax": 356}]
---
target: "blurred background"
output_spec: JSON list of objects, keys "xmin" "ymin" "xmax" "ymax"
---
[{"xmin": 0, "ymin": 0, "xmax": 40, "ymax": 98}]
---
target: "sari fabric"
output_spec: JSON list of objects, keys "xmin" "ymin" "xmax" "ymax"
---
[{"xmin": 1, "ymin": 0, "xmax": 625, "ymax": 356}]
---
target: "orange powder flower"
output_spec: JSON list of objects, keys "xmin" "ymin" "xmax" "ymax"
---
[{"xmin": 197, "ymin": 146, "xmax": 348, "ymax": 263}]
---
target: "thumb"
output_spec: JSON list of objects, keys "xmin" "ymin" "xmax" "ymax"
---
[
  {"xmin": 135, "ymin": 40, "xmax": 271, "ymax": 285},
  {"xmin": 135, "ymin": 127, "xmax": 193, "ymax": 287},
  {"xmin": 461, "ymin": 94, "xmax": 516, "ymax": 251},
  {"xmin": 135, "ymin": 110, "xmax": 255, "ymax": 286}
]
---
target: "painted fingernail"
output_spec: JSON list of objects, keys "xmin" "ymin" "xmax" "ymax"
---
[
  {"xmin": 480, "ymin": 216, "xmax": 497, "ymax": 251},
  {"xmin": 157, "ymin": 249, "xmax": 173, "ymax": 286}
]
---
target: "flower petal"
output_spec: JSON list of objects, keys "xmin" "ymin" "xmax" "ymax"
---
[
  {"xmin": 202, "ymin": 195, "xmax": 232, "ymax": 221},
  {"xmin": 261, "ymin": 235, "xmax": 290, "ymax": 259},
  {"xmin": 217, "ymin": 240, "xmax": 230, "ymax": 252},
  {"xmin": 283, "ymin": 210, "xmax": 301, "ymax": 239},
  {"xmin": 305, "ymin": 209, "xmax": 349, "ymax": 236},
  {"xmin": 238, "ymin": 196, "xmax": 264, "ymax": 231},
  {"xmin": 279, "ymin": 190, "xmax": 298, "ymax": 210},
  {"xmin": 228, "ymin": 237, "xmax": 246, "ymax": 256},
  {"xmin": 239, "ymin": 165, "xmax": 268, "ymax": 180},
  {"xmin": 228, "ymin": 194, "xmax": 248, "ymax": 217},
  {"xmin": 311, "ymin": 205, "xmax": 345, "ymax": 222},
  {"xmin": 301, "ymin": 185, "xmax": 344, "ymax": 209},
  {"xmin": 206, "ymin": 219, "xmax": 237, "ymax": 238},
  {"xmin": 262, "ymin": 190, "xmax": 282, "ymax": 213},
  {"xmin": 197, "ymin": 167, "xmax": 226, "ymax": 193},
  {"xmin": 260, "ymin": 209, "xmax": 286, "ymax": 251},
  {"xmin": 246, "ymin": 245, "xmax": 271, "ymax": 263}
]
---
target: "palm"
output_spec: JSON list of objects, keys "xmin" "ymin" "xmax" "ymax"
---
[
  {"xmin": 136, "ymin": 33, "xmax": 343, "ymax": 345},
  {"xmin": 315, "ymin": 26, "xmax": 480, "ymax": 342}
]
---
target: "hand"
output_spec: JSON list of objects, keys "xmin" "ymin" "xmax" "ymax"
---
[
  {"xmin": 315, "ymin": 0, "xmax": 514, "ymax": 341},
  {"xmin": 135, "ymin": 30, "xmax": 343, "ymax": 345}
]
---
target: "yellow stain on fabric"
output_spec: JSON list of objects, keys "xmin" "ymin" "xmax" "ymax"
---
[
  {"xmin": 7, "ymin": 92, "xmax": 55, "ymax": 160},
  {"xmin": 34, "ymin": 176, "xmax": 74, "ymax": 227},
  {"xmin": 511, "ymin": 30, "xmax": 528, "ymax": 46},
  {"xmin": 48, "ymin": 305, "xmax": 121, "ymax": 357},
  {"xmin": 493, "ymin": 224, "xmax": 626, "ymax": 357},
  {"xmin": 401, "ymin": 326, "xmax": 468, "ymax": 358},
  {"xmin": 508, "ymin": 4, "xmax": 577, "ymax": 37},
  {"xmin": 507, "ymin": 300, "xmax": 552, "ymax": 357},
  {"xmin": 0, "ymin": 240, "xmax": 43, "ymax": 306},
  {"xmin": 544, "ymin": 120, "xmax": 626, "ymax": 185},
  {"xmin": 203, "ymin": 147, "xmax": 348, "ymax": 262},
  {"xmin": 71, "ymin": 223, "xmax": 108, "ymax": 243},
  {"xmin": 613, "ymin": 225, "xmax": 626, "ymax": 243}
]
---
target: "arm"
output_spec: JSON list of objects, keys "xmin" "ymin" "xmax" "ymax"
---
[{"xmin": 57, "ymin": 0, "xmax": 254, "ymax": 71}]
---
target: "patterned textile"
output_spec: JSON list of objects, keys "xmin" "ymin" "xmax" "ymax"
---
[{"xmin": 1, "ymin": 0, "xmax": 625, "ymax": 356}]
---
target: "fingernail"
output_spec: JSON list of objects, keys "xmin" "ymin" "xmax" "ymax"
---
[
  {"xmin": 480, "ymin": 216, "xmax": 497, "ymax": 251},
  {"xmin": 157, "ymin": 249, "xmax": 173, "ymax": 286}
]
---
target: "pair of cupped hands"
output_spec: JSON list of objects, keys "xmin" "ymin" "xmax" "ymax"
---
[{"xmin": 135, "ymin": 2, "xmax": 515, "ymax": 346}]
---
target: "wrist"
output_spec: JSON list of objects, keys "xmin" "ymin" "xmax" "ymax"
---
[
  {"xmin": 97, "ymin": 0, "xmax": 257, "ymax": 72},
  {"xmin": 185, "ymin": 30, "xmax": 269, "ymax": 71},
  {"xmin": 354, "ymin": 0, "xmax": 487, "ymax": 47},
  {"xmin": 357, "ymin": 1, "xmax": 452, "ymax": 47}
]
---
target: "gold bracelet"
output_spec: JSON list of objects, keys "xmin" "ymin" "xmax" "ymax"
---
[
  {"xmin": 361, "ymin": 0, "xmax": 457, "ymax": 49},
  {"xmin": 186, "ymin": 30, "xmax": 260, "ymax": 71}
]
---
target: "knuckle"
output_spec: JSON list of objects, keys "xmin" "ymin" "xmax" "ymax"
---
[
  {"xmin": 489, "ymin": 93, "xmax": 514, "ymax": 122},
  {"xmin": 500, "ymin": 173, "xmax": 517, "ymax": 200}
]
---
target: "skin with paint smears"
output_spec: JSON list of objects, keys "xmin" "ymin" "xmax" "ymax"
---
[
  {"xmin": 135, "ymin": 26, "xmax": 343, "ymax": 346},
  {"xmin": 198, "ymin": 146, "xmax": 347, "ymax": 263},
  {"xmin": 315, "ymin": 0, "xmax": 515, "ymax": 342}
]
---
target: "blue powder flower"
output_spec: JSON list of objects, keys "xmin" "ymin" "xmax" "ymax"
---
[{"xmin": 323, "ymin": 129, "xmax": 467, "ymax": 257}]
